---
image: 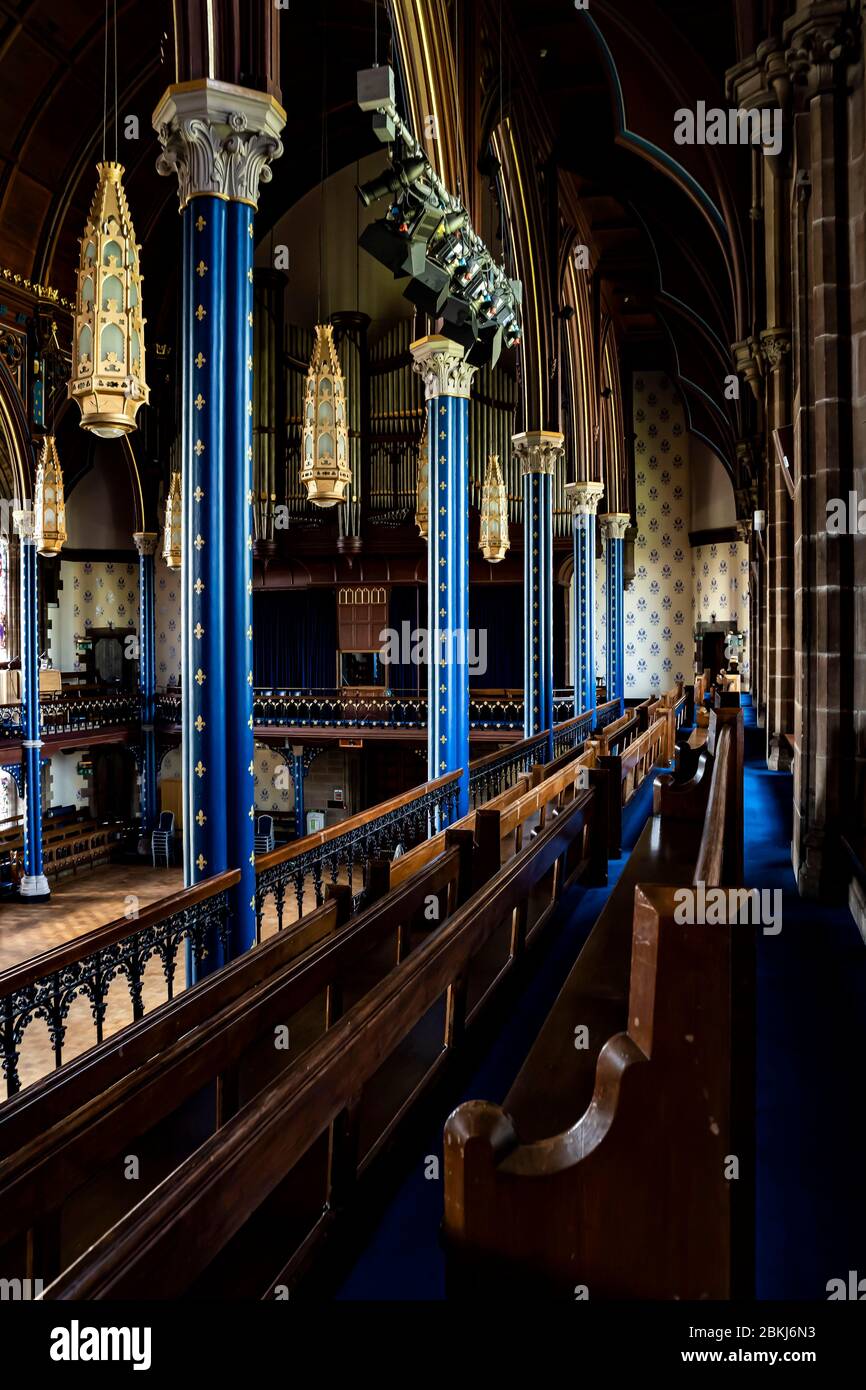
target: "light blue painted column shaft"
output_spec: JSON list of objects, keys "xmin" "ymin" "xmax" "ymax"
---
[
  {"xmin": 513, "ymin": 431, "xmax": 564, "ymax": 762},
  {"xmin": 14, "ymin": 509, "xmax": 49, "ymax": 899},
  {"xmin": 411, "ymin": 337, "xmax": 476, "ymax": 820},
  {"xmin": 566, "ymin": 481, "xmax": 604, "ymax": 718},
  {"xmin": 600, "ymin": 512, "xmax": 630, "ymax": 715}
]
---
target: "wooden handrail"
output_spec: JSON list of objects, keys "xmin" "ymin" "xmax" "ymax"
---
[
  {"xmin": 694, "ymin": 723, "xmax": 731, "ymax": 887},
  {"xmin": 468, "ymin": 730, "xmax": 547, "ymax": 776},
  {"xmin": 255, "ymin": 770, "xmax": 462, "ymax": 873},
  {"xmin": 0, "ymin": 871, "xmax": 240, "ymax": 999},
  {"xmin": 43, "ymin": 791, "xmax": 598, "ymax": 1300}
]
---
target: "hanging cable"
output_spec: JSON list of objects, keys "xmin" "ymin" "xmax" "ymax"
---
[
  {"xmin": 113, "ymin": 0, "xmax": 119, "ymax": 163},
  {"xmin": 102, "ymin": 0, "xmax": 109, "ymax": 162}
]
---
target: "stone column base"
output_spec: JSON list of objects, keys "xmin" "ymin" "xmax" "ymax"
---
[
  {"xmin": 19, "ymin": 873, "xmax": 51, "ymax": 901},
  {"xmin": 767, "ymin": 733, "xmax": 794, "ymax": 771}
]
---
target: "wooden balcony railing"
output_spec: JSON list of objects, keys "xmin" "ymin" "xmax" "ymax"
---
[{"xmin": 254, "ymin": 771, "xmax": 462, "ymax": 937}]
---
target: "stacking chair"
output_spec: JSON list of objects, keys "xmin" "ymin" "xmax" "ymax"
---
[
  {"xmin": 151, "ymin": 811, "xmax": 175, "ymax": 868},
  {"xmin": 254, "ymin": 814, "xmax": 275, "ymax": 855}
]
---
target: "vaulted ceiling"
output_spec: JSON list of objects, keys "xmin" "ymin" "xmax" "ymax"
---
[{"xmin": 0, "ymin": 0, "xmax": 767, "ymax": 481}]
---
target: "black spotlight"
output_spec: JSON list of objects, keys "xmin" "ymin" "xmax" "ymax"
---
[
  {"xmin": 445, "ymin": 319, "xmax": 504, "ymax": 369},
  {"xmin": 358, "ymin": 220, "xmax": 428, "ymax": 279},
  {"xmin": 356, "ymin": 158, "xmax": 427, "ymax": 207},
  {"xmin": 403, "ymin": 260, "xmax": 452, "ymax": 314}
]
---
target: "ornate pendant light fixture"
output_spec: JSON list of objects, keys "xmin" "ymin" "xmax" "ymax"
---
[
  {"xmin": 162, "ymin": 471, "xmax": 181, "ymax": 571},
  {"xmin": 34, "ymin": 435, "xmax": 67, "ymax": 557},
  {"xmin": 300, "ymin": 324, "xmax": 351, "ymax": 508},
  {"xmin": 415, "ymin": 416, "xmax": 429, "ymax": 540},
  {"xmin": 68, "ymin": 161, "xmax": 148, "ymax": 437},
  {"xmin": 479, "ymin": 453, "xmax": 510, "ymax": 562}
]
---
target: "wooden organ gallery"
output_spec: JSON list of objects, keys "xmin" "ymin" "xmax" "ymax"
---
[{"xmin": 0, "ymin": 0, "xmax": 863, "ymax": 1351}]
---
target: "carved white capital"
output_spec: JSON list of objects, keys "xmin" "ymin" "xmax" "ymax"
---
[
  {"xmin": 512, "ymin": 430, "xmax": 565, "ymax": 477},
  {"xmin": 132, "ymin": 531, "xmax": 159, "ymax": 558},
  {"xmin": 565, "ymin": 479, "xmax": 605, "ymax": 517},
  {"xmin": 153, "ymin": 80, "xmax": 286, "ymax": 211},
  {"xmin": 599, "ymin": 512, "xmax": 631, "ymax": 542},
  {"xmin": 14, "ymin": 508, "xmax": 35, "ymax": 543},
  {"xmin": 410, "ymin": 335, "xmax": 476, "ymax": 400}
]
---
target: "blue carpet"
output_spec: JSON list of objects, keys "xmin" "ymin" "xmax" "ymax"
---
[
  {"xmin": 336, "ymin": 761, "xmax": 664, "ymax": 1301},
  {"xmin": 746, "ymin": 708, "xmax": 866, "ymax": 1298}
]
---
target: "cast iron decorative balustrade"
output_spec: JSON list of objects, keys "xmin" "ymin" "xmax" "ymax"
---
[
  {"xmin": 0, "ymin": 872, "xmax": 237, "ymax": 1099},
  {"xmin": 468, "ymin": 730, "xmax": 549, "ymax": 808},
  {"xmin": 252, "ymin": 690, "xmax": 574, "ymax": 732},
  {"xmin": 467, "ymin": 710, "xmax": 594, "ymax": 807},
  {"xmin": 155, "ymin": 690, "xmax": 182, "ymax": 725},
  {"xmin": 253, "ymin": 688, "xmax": 427, "ymax": 729},
  {"xmin": 552, "ymin": 710, "xmax": 594, "ymax": 758},
  {"xmin": 254, "ymin": 770, "xmax": 462, "ymax": 938},
  {"xmin": 40, "ymin": 690, "xmax": 141, "ymax": 736},
  {"xmin": 0, "ymin": 705, "xmax": 23, "ymax": 740},
  {"xmin": 593, "ymin": 698, "xmax": 621, "ymax": 732}
]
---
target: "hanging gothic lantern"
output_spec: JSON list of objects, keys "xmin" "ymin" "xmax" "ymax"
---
[
  {"xmin": 415, "ymin": 416, "xmax": 429, "ymax": 540},
  {"xmin": 162, "ymin": 472, "xmax": 181, "ymax": 571},
  {"xmin": 300, "ymin": 324, "xmax": 350, "ymax": 507},
  {"xmin": 479, "ymin": 453, "xmax": 510, "ymax": 562},
  {"xmin": 68, "ymin": 162, "xmax": 149, "ymax": 438},
  {"xmin": 34, "ymin": 435, "xmax": 67, "ymax": 557}
]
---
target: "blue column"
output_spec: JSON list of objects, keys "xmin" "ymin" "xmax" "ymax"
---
[
  {"xmin": 411, "ymin": 337, "xmax": 475, "ymax": 820},
  {"xmin": 183, "ymin": 196, "xmax": 230, "ymax": 978},
  {"xmin": 15, "ymin": 511, "xmax": 49, "ymax": 900},
  {"xmin": 601, "ymin": 512, "xmax": 630, "ymax": 715},
  {"xmin": 514, "ymin": 432, "xmax": 564, "ymax": 762},
  {"xmin": 223, "ymin": 200, "xmax": 257, "ymax": 955},
  {"xmin": 133, "ymin": 531, "xmax": 159, "ymax": 832},
  {"xmin": 291, "ymin": 748, "xmax": 306, "ymax": 840},
  {"xmin": 154, "ymin": 82, "xmax": 285, "ymax": 981},
  {"xmin": 566, "ymin": 481, "xmax": 604, "ymax": 718}
]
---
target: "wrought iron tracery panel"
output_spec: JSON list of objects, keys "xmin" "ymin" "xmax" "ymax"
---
[{"xmin": 0, "ymin": 887, "xmax": 231, "ymax": 1099}]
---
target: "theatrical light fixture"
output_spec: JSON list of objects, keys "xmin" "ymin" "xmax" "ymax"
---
[
  {"xmin": 33, "ymin": 435, "xmax": 67, "ymax": 557},
  {"xmin": 479, "ymin": 454, "xmax": 510, "ymax": 563},
  {"xmin": 162, "ymin": 471, "xmax": 181, "ymax": 571},
  {"xmin": 68, "ymin": 162, "xmax": 149, "ymax": 437},
  {"xmin": 301, "ymin": 325, "xmax": 351, "ymax": 508},
  {"xmin": 355, "ymin": 66, "xmax": 522, "ymax": 368}
]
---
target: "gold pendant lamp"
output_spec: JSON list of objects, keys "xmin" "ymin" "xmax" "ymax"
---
[
  {"xmin": 479, "ymin": 453, "xmax": 510, "ymax": 562},
  {"xmin": 34, "ymin": 435, "xmax": 67, "ymax": 557},
  {"xmin": 162, "ymin": 471, "xmax": 182, "ymax": 571},
  {"xmin": 68, "ymin": 161, "xmax": 148, "ymax": 438},
  {"xmin": 415, "ymin": 416, "xmax": 429, "ymax": 540},
  {"xmin": 300, "ymin": 325, "xmax": 350, "ymax": 507}
]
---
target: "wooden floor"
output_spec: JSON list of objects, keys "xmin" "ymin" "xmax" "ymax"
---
[
  {"xmin": 0, "ymin": 863, "xmax": 186, "ymax": 972},
  {"xmin": 0, "ymin": 860, "xmax": 300, "ymax": 1097}
]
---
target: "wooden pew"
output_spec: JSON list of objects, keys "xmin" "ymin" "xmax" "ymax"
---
[
  {"xmin": 36, "ymin": 786, "xmax": 603, "ymax": 1300},
  {"xmin": 0, "ymin": 843, "xmax": 473, "ymax": 1287},
  {"xmin": 442, "ymin": 706, "xmax": 749, "ymax": 1300},
  {"xmin": 474, "ymin": 757, "xmax": 608, "ymax": 892}
]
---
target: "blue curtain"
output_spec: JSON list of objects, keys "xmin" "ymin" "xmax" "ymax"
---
[
  {"xmin": 253, "ymin": 590, "xmax": 338, "ymax": 689},
  {"xmin": 469, "ymin": 585, "xmax": 523, "ymax": 688},
  {"xmin": 388, "ymin": 587, "xmax": 424, "ymax": 693}
]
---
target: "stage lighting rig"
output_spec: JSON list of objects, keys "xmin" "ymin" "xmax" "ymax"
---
[{"xmin": 356, "ymin": 65, "xmax": 522, "ymax": 366}]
